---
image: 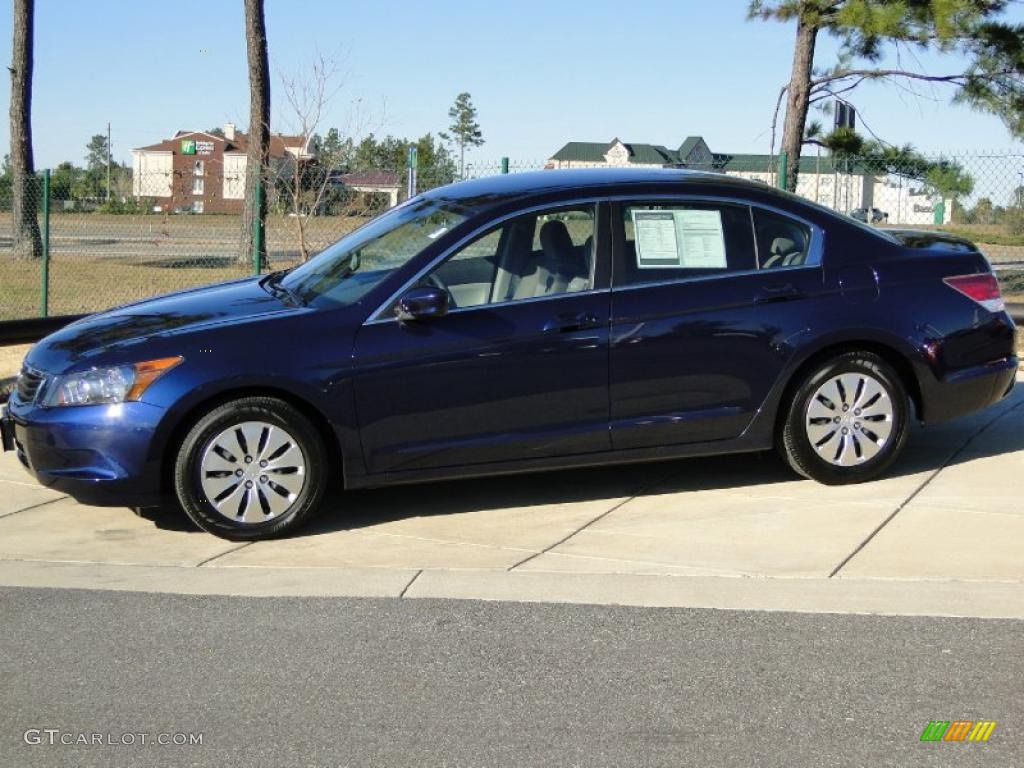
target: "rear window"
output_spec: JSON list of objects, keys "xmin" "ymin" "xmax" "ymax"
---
[
  {"xmin": 753, "ymin": 209, "xmax": 811, "ymax": 268},
  {"xmin": 769, "ymin": 186, "xmax": 897, "ymax": 244}
]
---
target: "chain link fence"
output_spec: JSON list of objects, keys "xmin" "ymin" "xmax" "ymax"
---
[
  {"xmin": 1, "ymin": 152, "xmax": 1023, "ymax": 323},
  {"xmin": 777, "ymin": 149, "xmax": 1024, "ymax": 302}
]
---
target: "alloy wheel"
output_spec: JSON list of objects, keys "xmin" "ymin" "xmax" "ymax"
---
[
  {"xmin": 198, "ymin": 420, "xmax": 307, "ymax": 523},
  {"xmin": 804, "ymin": 372, "xmax": 894, "ymax": 467}
]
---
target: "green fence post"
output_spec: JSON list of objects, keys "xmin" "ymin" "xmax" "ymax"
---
[
  {"xmin": 40, "ymin": 169, "xmax": 50, "ymax": 318},
  {"xmin": 252, "ymin": 180, "xmax": 263, "ymax": 276},
  {"xmin": 501, "ymin": 157, "xmax": 509, "ymax": 174},
  {"xmin": 777, "ymin": 152, "xmax": 788, "ymax": 191}
]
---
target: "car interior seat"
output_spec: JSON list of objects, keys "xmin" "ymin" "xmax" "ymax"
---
[
  {"xmin": 537, "ymin": 220, "xmax": 591, "ymax": 294},
  {"xmin": 762, "ymin": 229, "xmax": 807, "ymax": 268}
]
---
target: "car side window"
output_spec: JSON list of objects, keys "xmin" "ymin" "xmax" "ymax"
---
[
  {"xmin": 616, "ymin": 202, "xmax": 755, "ymax": 287},
  {"xmin": 419, "ymin": 205, "xmax": 596, "ymax": 310},
  {"xmin": 429, "ymin": 228, "xmax": 502, "ymax": 310},
  {"xmin": 754, "ymin": 208, "xmax": 812, "ymax": 268}
]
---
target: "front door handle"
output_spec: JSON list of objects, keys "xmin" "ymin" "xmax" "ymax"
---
[
  {"xmin": 754, "ymin": 283, "xmax": 801, "ymax": 304},
  {"xmin": 543, "ymin": 312, "xmax": 599, "ymax": 333}
]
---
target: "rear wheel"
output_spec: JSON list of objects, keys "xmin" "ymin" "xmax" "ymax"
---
[
  {"xmin": 174, "ymin": 397, "xmax": 327, "ymax": 540},
  {"xmin": 779, "ymin": 352, "xmax": 909, "ymax": 484}
]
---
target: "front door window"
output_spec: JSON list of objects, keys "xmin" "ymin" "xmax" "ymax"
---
[{"xmin": 414, "ymin": 205, "xmax": 596, "ymax": 311}]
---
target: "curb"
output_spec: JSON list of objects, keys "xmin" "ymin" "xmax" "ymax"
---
[{"xmin": 1, "ymin": 560, "xmax": 1022, "ymax": 620}]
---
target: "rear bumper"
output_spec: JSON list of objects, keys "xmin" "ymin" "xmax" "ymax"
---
[
  {"xmin": 2, "ymin": 397, "xmax": 167, "ymax": 507},
  {"xmin": 919, "ymin": 355, "xmax": 1017, "ymax": 425}
]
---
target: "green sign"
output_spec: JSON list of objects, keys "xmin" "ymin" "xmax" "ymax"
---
[{"xmin": 181, "ymin": 140, "xmax": 196, "ymax": 155}]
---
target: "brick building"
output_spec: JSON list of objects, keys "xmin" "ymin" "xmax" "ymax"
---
[{"xmin": 131, "ymin": 123, "xmax": 309, "ymax": 213}]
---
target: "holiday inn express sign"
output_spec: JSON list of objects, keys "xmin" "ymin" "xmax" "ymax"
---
[{"xmin": 180, "ymin": 139, "xmax": 215, "ymax": 155}]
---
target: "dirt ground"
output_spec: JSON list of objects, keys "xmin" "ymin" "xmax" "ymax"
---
[{"xmin": 0, "ymin": 343, "xmax": 31, "ymax": 399}]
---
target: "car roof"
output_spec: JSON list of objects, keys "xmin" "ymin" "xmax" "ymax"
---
[{"xmin": 424, "ymin": 167, "xmax": 785, "ymax": 206}]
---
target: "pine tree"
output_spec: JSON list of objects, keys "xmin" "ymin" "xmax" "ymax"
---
[
  {"xmin": 240, "ymin": 0, "xmax": 270, "ymax": 266},
  {"xmin": 8, "ymin": 0, "xmax": 42, "ymax": 260},
  {"xmin": 440, "ymin": 92, "xmax": 484, "ymax": 178},
  {"xmin": 750, "ymin": 1, "xmax": 1024, "ymax": 191}
]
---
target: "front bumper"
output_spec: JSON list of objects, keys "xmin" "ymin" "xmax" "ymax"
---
[
  {"xmin": 0, "ymin": 410, "xmax": 14, "ymax": 452},
  {"xmin": 2, "ymin": 396, "xmax": 168, "ymax": 507}
]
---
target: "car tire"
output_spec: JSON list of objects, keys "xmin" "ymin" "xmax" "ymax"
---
[
  {"xmin": 174, "ymin": 396, "xmax": 327, "ymax": 540},
  {"xmin": 778, "ymin": 352, "xmax": 909, "ymax": 485}
]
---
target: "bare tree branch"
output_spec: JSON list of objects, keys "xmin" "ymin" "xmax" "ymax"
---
[
  {"xmin": 767, "ymin": 83, "xmax": 788, "ymax": 179},
  {"xmin": 275, "ymin": 51, "xmax": 376, "ymax": 262},
  {"xmin": 811, "ymin": 67, "xmax": 1016, "ymax": 89}
]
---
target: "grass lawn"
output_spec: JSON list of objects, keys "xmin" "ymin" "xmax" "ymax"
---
[
  {"xmin": 934, "ymin": 225, "xmax": 1024, "ymax": 249},
  {"xmin": 1, "ymin": 256, "xmax": 263, "ymax": 320},
  {"xmin": 1, "ymin": 212, "xmax": 367, "ymax": 321}
]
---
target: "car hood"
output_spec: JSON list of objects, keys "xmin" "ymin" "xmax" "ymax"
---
[{"xmin": 27, "ymin": 277, "xmax": 304, "ymax": 372}]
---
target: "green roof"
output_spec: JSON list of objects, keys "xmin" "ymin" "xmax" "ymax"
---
[
  {"xmin": 548, "ymin": 141, "xmax": 608, "ymax": 163},
  {"xmin": 550, "ymin": 140, "xmax": 681, "ymax": 165},
  {"xmin": 629, "ymin": 144, "xmax": 678, "ymax": 164},
  {"xmin": 549, "ymin": 136, "xmax": 871, "ymax": 174}
]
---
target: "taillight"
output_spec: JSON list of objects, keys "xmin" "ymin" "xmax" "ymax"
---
[{"xmin": 942, "ymin": 273, "xmax": 1005, "ymax": 313}]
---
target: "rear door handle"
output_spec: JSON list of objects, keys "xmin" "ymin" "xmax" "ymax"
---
[
  {"xmin": 754, "ymin": 283, "xmax": 801, "ymax": 304},
  {"xmin": 543, "ymin": 312, "xmax": 600, "ymax": 333}
]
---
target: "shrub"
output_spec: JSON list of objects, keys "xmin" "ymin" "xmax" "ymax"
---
[{"xmin": 1004, "ymin": 207, "xmax": 1024, "ymax": 236}]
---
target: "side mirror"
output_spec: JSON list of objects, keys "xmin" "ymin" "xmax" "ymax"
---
[{"xmin": 394, "ymin": 286, "xmax": 450, "ymax": 322}]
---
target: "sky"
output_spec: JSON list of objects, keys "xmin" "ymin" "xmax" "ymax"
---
[{"xmin": 0, "ymin": 0, "xmax": 1022, "ymax": 169}]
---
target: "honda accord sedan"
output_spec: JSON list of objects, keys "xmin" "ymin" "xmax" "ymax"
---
[{"xmin": 2, "ymin": 169, "xmax": 1017, "ymax": 539}]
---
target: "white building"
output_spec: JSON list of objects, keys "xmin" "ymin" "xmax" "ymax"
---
[{"xmin": 546, "ymin": 136, "xmax": 951, "ymax": 226}]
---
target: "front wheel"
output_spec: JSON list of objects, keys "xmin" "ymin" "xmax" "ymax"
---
[
  {"xmin": 778, "ymin": 352, "xmax": 909, "ymax": 485},
  {"xmin": 174, "ymin": 396, "xmax": 327, "ymax": 540}
]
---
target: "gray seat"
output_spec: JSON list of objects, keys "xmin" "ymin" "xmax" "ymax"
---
[
  {"xmin": 762, "ymin": 233, "xmax": 807, "ymax": 269},
  {"xmin": 513, "ymin": 220, "xmax": 591, "ymax": 299}
]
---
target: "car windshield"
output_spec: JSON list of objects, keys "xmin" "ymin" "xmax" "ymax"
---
[{"xmin": 281, "ymin": 197, "xmax": 470, "ymax": 308}]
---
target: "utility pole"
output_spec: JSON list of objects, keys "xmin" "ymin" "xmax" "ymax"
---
[
  {"xmin": 407, "ymin": 144, "xmax": 418, "ymax": 200},
  {"xmin": 106, "ymin": 121, "xmax": 111, "ymax": 201}
]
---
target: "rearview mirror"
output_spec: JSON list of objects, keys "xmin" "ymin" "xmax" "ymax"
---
[{"xmin": 394, "ymin": 286, "xmax": 449, "ymax": 322}]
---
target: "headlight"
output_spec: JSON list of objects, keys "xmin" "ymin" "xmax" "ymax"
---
[{"xmin": 44, "ymin": 356, "xmax": 183, "ymax": 407}]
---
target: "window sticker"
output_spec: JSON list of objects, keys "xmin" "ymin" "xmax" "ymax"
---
[
  {"xmin": 632, "ymin": 208, "xmax": 728, "ymax": 269},
  {"xmin": 632, "ymin": 211, "xmax": 680, "ymax": 267},
  {"xmin": 676, "ymin": 209, "xmax": 727, "ymax": 268}
]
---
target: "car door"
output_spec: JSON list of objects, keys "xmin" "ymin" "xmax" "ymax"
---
[
  {"xmin": 352, "ymin": 202, "xmax": 612, "ymax": 476},
  {"xmin": 609, "ymin": 198, "xmax": 825, "ymax": 450}
]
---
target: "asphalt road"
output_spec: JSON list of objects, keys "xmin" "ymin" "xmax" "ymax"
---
[{"xmin": 1, "ymin": 588, "xmax": 1020, "ymax": 768}]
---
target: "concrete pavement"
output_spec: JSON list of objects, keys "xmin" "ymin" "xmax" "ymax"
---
[{"xmin": 1, "ymin": 374, "xmax": 1021, "ymax": 617}]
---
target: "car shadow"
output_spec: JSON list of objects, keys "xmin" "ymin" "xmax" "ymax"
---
[
  {"xmin": 138, "ymin": 450, "xmax": 796, "ymax": 536},
  {"xmin": 301, "ymin": 450, "xmax": 796, "ymax": 537},
  {"xmin": 303, "ymin": 397, "xmax": 1024, "ymax": 538},
  {"xmin": 139, "ymin": 389, "xmax": 1024, "ymax": 538}
]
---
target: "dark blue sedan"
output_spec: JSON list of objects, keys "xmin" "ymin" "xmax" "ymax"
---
[{"xmin": 2, "ymin": 169, "xmax": 1017, "ymax": 539}]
